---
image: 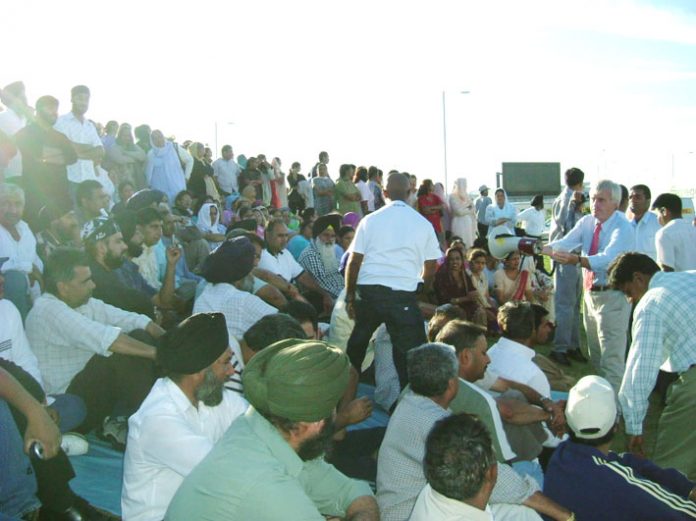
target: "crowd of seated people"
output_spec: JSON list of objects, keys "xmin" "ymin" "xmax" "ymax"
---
[{"xmin": 1, "ymin": 80, "xmax": 695, "ymax": 521}]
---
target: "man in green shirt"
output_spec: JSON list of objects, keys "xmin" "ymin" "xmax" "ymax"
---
[{"xmin": 165, "ymin": 339, "xmax": 378, "ymax": 521}]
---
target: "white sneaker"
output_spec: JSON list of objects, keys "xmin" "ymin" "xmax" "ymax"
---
[{"xmin": 61, "ymin": 432, "xmax": 89, "ymax": 456}]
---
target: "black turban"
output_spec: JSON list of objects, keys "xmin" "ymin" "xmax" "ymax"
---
[
  {"xmin": 157, "ymin": 312, "xmax": 229, "ymax": 374},
  {"xmin": 201, "ymin": 236, "xmax": 255, "ymax": 284}
]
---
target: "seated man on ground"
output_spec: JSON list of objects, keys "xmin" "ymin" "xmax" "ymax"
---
[
  {"xmin": 25, "ymin": 247, "xmax": 162, "ymax": 440},
  {"xmin": 122, "ymin": 313, "xmax": 248, "ymax": 521},
  {"xmin": 258, "ymin": 217, "xmax": 335, "ymax": 314},
  {"xmin": 529, "ymin": 304, "xmax": 576, "ymax": 392},
  {"xmin": 165, "ymin": 339, "xmax": 379, "ymax": 521},
  {"xmin": 410, "ymin": 413, "xmax": 498, "ymax": 521},
  {"xmin": 544, "ymin": 375, "xmax": 696, "ymax": 520},
  {"xmin": 84, "ymin": 215, "xmax": 180, "ymax": 319},
  {"xmin": 298, "ymin": 213, "xmax": 345, "ymax": 299},
  {"xmin": 131, "ymin": 208, "xmax": 195, "ymax": 303},
  {"xmin": 35, "ymin": 203, "xmax": 81, "ymax": 266},
  {"xmin": 0, "ymin": 183, "xmax": 43, "ymax": 320},
  {"xmin": 435, "ymin": 320, "xmax": 569, "ymax": 520},
  {"xmin": 74, "ymin": 179, "xmax": 110, "ymax": 226},
  {"xmin": 376, "ymin": 343, "xmax": 461, "ymax": 521}
]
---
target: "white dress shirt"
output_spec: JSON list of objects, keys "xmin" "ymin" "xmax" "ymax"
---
[
  {"xmin": 356, "ymin": 180, "xmax": 375, "ymax": 211},
  {"xmin": 0, "ymin": 220, "xmax": 41, "ymax": 274},
  {"xmin": 54, "ymin": 112, "xmax": 103, "ymax": 183},
  {"xmin": 258, "ymin": 248, "xmax": 305, "ymax": 282},
  {"xmin": 487, "ymin": 337, "xmax": 551, "ymax": 397},
  {"xmin": 0, "ymin": 107, "xmax": 26, "ymax": 178},
  {"xmin": 630, "ymin": 211, "xmax": 661, "ymax": 261},
  {"xmin": 193, "ymin": 282, "xmax": 277, "ymax": 345},
  {"xmin": 25, "ymin": 294, "xmax": 151, "ymax": 394},
  {"xmin": 0, "ymin": 299, "xmax": 43, "ymax": 386},
  {"xmin": 655, "ymin": 218, "xmax": 696, "ymax": 271},
  {"xmin": 351, "ymin": 200, "xmax": 442, "ymax": 292},
  {"xmin": 212, "ymin": 158, "xmax": 240, "ymax": 193},
  {"xmin": 409, "ymin": 485, "xmax": 493, "ymax": 521},
  {"xmin": 122, "ymin": 378, "xmax": 248, "ymax": 521},
  {"xmin": 516, "ymin": 207, "xmax": 546, "ymax": 237}
]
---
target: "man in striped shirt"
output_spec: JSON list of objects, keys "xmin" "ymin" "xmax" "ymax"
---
[{"xmin": 608, "ymin": 252, "xmax": 696, "ymax": 481}]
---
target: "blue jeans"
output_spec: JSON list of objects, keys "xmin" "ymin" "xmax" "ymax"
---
[
  {"xmin": 552, "ymin": 263, "xmax": 581, "ymax": 354},
  {"xmin": 1, "ymin": 271, "xmax": 31, "ymax": 323},
  {"xmin": 49, "ymin": 394, "xmax": 87, "ymax": 433},
  {"xmin": 346, "ymin": 285, "xmax": 426, "ymax": 389},
  {"xmin": 0, "ymin": 401, "xmax": 39, "ymax": 519}
]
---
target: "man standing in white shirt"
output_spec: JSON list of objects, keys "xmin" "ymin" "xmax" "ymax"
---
[
  {"xmin": 122, "ymin": 312, "xmax": 248, "ymax": 521},
  {"xmin": 25, "ymin": 247, "xmax": 163, "ymax": 434},
  {"xmin": 211, "ymin": 145, "xmax": 240, "ymax": 196},
  {"xmin": 345, "ymin": 173, "xmax": 441, "ymax": 388},
  {"xmin": 0, "ymin": 81, "xmax": 29, "ymax": 181},
  {"xmin": 54, "ymin": 85, "xmax": 104, "ymax": 197},
  {"xmin": 628, "ymin": 184, "xmax": 660, "ymax": 261},
  {"xmin": 652, "ymin": 193, "xmax": 696, "ymax": 272}
]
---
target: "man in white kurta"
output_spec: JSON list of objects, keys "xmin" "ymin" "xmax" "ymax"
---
[{"xmin": 122, "ymin": 313, "xmax": 248, "ymax": 521}]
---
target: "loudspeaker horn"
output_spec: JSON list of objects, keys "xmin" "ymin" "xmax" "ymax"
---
[{"xmin": 488, "ymin": 225, "xmax": 542, "ymax": 260}]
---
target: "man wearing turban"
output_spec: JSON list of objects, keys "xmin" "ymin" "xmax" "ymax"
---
[
  {"xmin": 298, "ymin": 213, "xmax": 345, "ymax": 299},
  {"xmin": 122, "ymin": 313, "xmax": 248, "ymax": 521},
  {"xmin": 166, "ymin": 339, "xmax": 379, "ymax": 521}
]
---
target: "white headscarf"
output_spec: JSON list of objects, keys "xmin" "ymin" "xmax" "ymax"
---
[
  {"xmin": 452, "ymin": 178, "xmax": 472, "ymax": 204},
  {"xmin": 196, "ymin": 202, "xmax": 221, "ymax": 234}
]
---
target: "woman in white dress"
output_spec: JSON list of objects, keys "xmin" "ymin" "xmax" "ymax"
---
[
  {"xmin": 449, "ymin": 178, "xmax": 476, "ymax": 248},
  {"xmin": 485, "ymin": 188, "xmax": 518, "ymax": 237}
]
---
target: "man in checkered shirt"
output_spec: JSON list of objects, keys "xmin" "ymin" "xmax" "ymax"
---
[
  {"xmin": 608, "ymin": 252, "xmax": 696, "ymax": 481},
  {"xmin": 298, "ymin": 214, "xmax": 345, "ymax": 299}
]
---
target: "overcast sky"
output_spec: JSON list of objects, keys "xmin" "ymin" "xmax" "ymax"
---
[{"xmin": 3, "ymin": 0, "xmax": 695, "ymax": 195}]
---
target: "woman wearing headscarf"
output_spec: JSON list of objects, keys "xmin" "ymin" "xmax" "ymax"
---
[
  {"xmin": 145, "ymin": 130, "xmax": 187, "ymax": 205},
  {"xmin": 187, "ymin": 142, "xmax": 220, "ymax": 205},
  {"xmin": 485, "ymin": 188, "xmax": 518, "ymax": 237},
  {"xmin": 196, "ymin": 202, "xmax": 226, "ymax": 250},
  {"xmin": 434, "ymin": 247, "xmax": 480, "ymax": 321},
  {"xmin": 449, "ymin": 178, "xmax": 476, "ymax": 248}
]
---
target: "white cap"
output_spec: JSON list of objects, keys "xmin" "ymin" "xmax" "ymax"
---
[
  {"xmin": 566, "ymin": 375, "xmax": 617, "ymax": 439},
  {"xmin": 479, "ymin": 184, "xmax": 489, "ymax": 192}
]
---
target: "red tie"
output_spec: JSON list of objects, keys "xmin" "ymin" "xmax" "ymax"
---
[{"xmin": 583, "ymin": 222, "xmax": 602, "ymax": 290}]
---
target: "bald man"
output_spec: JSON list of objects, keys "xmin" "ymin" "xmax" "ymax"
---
[{"xmin": 345, "ymin": 173, "xmax": 442, "ymax": 389}]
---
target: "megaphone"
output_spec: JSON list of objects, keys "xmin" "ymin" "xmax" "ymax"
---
[{"xmin": 488, "ymin": 225, "xmax": 542, "ymax": 260}]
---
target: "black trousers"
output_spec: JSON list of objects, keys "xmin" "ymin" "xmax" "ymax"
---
[
  {"xmin": 477, "ymin": 222, "xmax": 489, "ymax": 239},
  {"xmin": 0, "ymin": 359, "xmax": 76, "ymax": 512},
  {"xmin": 346, "ymin": 285, "xmax": 426, "ymax": 389},
  {"xmin": 67, "ymin": 330, "xmax": 158, "ymax": 433}
]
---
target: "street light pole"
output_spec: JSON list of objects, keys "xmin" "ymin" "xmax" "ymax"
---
[{"xmin": 442, "ymin": 90, "xmax": 470, "ymax": 192}]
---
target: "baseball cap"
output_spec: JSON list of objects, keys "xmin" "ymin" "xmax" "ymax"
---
[
  {"xmin": 566, "ymin": 375, "xmax": 617, "ymax": 439},
  {"xmin": 478, "ymin": 184, "xmax": 489, "ymax": 192}
]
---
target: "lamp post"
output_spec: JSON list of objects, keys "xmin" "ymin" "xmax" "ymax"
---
[
  {"xmin": 214, "ymin": 121, "xmax": 235, "ymax": 155},
  {"xmin": 442, "ymin": 90, "xmax": 470, "ymax": 191}
]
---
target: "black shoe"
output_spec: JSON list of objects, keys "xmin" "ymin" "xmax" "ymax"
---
[
  {"xmin": 549, "ymin": 351, "xmax": 571, "ymax": 366},
  {"xmin": 40, "ymin": 497, "xmax": 111, "ymax": 521},
  {"xmin": 567, "ymin": 349, "xmax": 588, "ymax": 363}
]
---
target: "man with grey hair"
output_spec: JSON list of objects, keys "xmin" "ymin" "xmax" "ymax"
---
[
  {"xmin": 376, "ymin": 342, "xmax": 459, "ymax": 521},
  {"xmin": 543, "ymin": 179, "xmax": 634, "ymax": 393},
  {"xmin": 0, "ymin": 183, "xmax": 42, "ymax": 320}
]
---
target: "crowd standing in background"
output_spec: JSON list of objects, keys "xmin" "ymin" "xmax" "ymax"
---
[{"xmin": 1, "ymin": 80, "xmax": 695, "ymax": 521}]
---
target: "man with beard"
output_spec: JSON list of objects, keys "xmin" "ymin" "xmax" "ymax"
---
[
  {"xmin": 122, "ymin": 313, "xmax": 248, "ymax": 521},
  {"xmin": 14, "ymin": 95, "xmax": 77, "ymax": 229},
  {"xmin": 25, "ymin": 247, "xmax": 162, "ymax": 435},
  {"xmin": 298, "ymin": 213, "xmax": 344, "ymax": 299},
  {"xmin": 165, "ymin": 338, "xmax": 378, "ymax": 521},
  {"xmin": 35, "ymin": 202, "xmax": 81, "ymax": 265},
  {"xmin": 83, "ymin": 215, "xmax": 179, "ymax": 318}
]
